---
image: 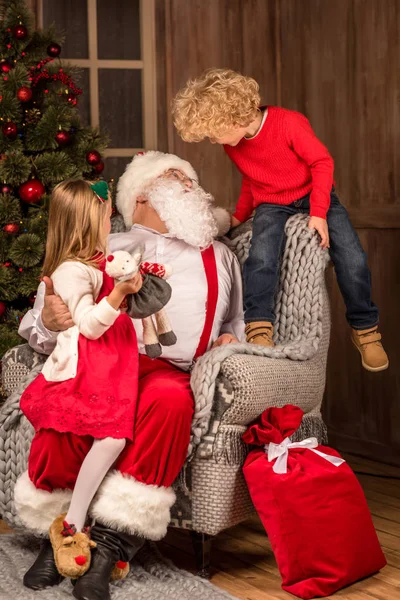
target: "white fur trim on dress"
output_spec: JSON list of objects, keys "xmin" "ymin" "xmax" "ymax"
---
[
  {"xmin": 117, "ymin": 151, "xmax": 198, "ymax": 227},
  {"xmin": 90, "ymin": 470, "xmax": 176, "ymax": 540},
  {"xmin": 212, "ymin": 206, "xmax": 231, "ymax": 237},
  {"xmin": 14, "ymin": 471, "xmax": 72, "ymax": 536}
]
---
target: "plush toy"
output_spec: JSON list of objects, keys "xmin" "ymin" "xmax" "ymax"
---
[{"xmin": 106, "ymin": 249, "xmax": 177, "ymax": 358}]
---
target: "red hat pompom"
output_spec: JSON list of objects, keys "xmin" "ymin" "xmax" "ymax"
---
[{"xmin": 107, "ymin": 255, "xmax": 115, "ymax": 262}]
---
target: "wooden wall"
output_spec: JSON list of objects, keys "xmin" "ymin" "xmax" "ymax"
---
[{"xmin": 156, "ymin": 0, "xmax": 400, "ymax": 464}]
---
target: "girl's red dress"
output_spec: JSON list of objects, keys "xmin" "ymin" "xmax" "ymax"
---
[{"xmin": 20, "ymin": 259, "xmax": 139, "ymax": 440}]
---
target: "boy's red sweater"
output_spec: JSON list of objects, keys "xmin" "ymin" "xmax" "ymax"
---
[{"xmin": 224, "ymin": 106, "xmax": 334, "ymax": 221}]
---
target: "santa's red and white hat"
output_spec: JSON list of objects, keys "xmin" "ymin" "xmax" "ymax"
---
[{"xmin": 116, "ymin": 151, "xmax": 198, "ymax": 227}]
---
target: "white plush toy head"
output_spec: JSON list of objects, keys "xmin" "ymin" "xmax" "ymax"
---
[{"xmin": 105, "ymin": 249, "xmax": 142, "ymax": 282}]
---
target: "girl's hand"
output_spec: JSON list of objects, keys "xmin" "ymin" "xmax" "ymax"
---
[
  {"xmin": 308, "ymin": 216, "xmax": 330, "ymax": 249},
  {"xmin": 117, "ymin": 273, "xmax": 143, "ymax": 295},
  {"xmin": 107, "ymin": 274, "xmax": 143, "ymax": 310}
]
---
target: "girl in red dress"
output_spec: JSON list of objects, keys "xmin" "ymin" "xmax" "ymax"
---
[{"xmin": 20, "ymin": 179, "xmax": 142, "ymax": 579}]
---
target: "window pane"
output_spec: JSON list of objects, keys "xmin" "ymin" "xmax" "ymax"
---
[
  {"xmin": 99, "ymin": 69, "xmax": 143, "ymax": 148},
  {"xmin": 104, "ymin": 157, "xmax": 133, "ymax": 183},
  {"xmin": 97, "ymin": 0, "xmax": 141, "ymax": 60},
  {"xmin": 76, "ymin": 68, "xmax": 91, "ymax": 126},
  {"xmin": 42, "ymin": 0, "xmax": 89, "ymax": 59}
]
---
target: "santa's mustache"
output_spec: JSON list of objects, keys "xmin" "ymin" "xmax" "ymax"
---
[{"xmin": 146, "ymin": 180, "xmax": 218, "ymax": 248}]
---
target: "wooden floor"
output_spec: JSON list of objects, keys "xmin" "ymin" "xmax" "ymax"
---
[
  {"xmin": 1, "ymin": 454, "xmax": 399, "ymax": 599},
  {"xmin": 160, "ymin": 454, "xmax": 400, "ymax": 600}
]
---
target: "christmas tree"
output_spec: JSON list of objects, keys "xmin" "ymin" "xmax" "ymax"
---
[{"xmin": 0, "ymin": 0, "xmax": 108, "ymax": 357}]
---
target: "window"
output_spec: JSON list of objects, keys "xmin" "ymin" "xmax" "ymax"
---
[{"xmin": 39, "ymin": 0, "xmax": 157, "ymax": 179}]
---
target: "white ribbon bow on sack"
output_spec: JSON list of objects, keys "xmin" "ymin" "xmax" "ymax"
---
[{"xmin": 265, "ymin": 437, "xmax": 346, "ymax": 474}]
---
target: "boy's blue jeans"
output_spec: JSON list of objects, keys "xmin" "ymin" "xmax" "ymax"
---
[{"xmin": 243, "ymin": 189, "xmax": 379, "ymax": 330}]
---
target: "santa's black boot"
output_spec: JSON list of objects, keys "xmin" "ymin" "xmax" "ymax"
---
[
  {"xmin": 23, "ymin": 538, "xmax": 64, "ymax": 590},
  {"xmin": 72, "ymin": 523, "xmax": 145, "ymax": 600}
]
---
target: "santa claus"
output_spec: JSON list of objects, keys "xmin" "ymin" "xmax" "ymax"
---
[{"xmin": 16, "ymin": 151, "xmax": 245, "ymax": 600}]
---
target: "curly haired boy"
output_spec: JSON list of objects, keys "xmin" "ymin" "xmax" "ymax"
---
[{"xmin": 172, "ymin": 68, "xmax": 388, "ymax": 372}]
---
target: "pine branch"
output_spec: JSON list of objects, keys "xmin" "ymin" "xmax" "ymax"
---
[
  {"xmin": 0, "ymin": 232, "xmax": 11, "ymax": 262},
  {"xmin": 0, "ymin": 325, "xmax": 23, "ymax": 357},
  {"xmin": 17, "ymin": 265, "xmax": 41, "ymax": 296},
  {"xmin": 0, "ymin": 265, "xmax": 18, "ymax": 301},
  {"xmin": 6, "ymin": 63, "xmax": 30, "ymax": 92},
  {"xmin": 0, "ymin": 89, "xmax": 21, "ymax": 122},
  {"xmin": 1, "ymin": 0, "xmax": 35, "ymax": 34},
  {"xmin": 9, "ymin": 232, "xmax": 43, "ymax": 267},
  {"xmin": 0, "ymin": 151, "xmax": 31, "ymax": 186},
  {"xmin": 24, "ymin": 104, "xmax": 76, "ymax": 151},
  {"xmin": 34, "ymin": 150, "xmax": 79, "ymax": 184},
  {"xmin": 0, "ymin": 194, "xmax": 22, "ymax": 224},
  {"xmin": 25, "ymin": 211, "xmax": 47, "ymax": 237},
  {"xmin": 0, "ymin": 135, "xmax": 24, "ymax": 155}
]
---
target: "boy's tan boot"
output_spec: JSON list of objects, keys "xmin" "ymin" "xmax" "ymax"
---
[
  {"xmin": 351, "ymin": 326, "xmax": 389, "ymax": 372},
  {"xmin": 49, "ymin": 513, "xmax": 96, "ymax": 579},
  {"xmin": 245, "ymin": 321, "xmax": 274, "ymax": 347}
]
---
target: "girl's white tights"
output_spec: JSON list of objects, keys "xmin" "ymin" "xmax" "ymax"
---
[{"xmin": 65, "ymin": 437, "xmax": 126, "ymax": 532}]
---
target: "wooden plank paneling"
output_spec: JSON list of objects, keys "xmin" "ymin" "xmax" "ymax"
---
[
  {"xmin": 276, "ymin": 0, "xmax": 400, "ymax": 463},
  {"xmin": 324, "ymin": 229, "xmax": 400, "ymax": 465},
  {"xmin": 156, "ymin": 0, "xmax": 400, "ymax": 464},
  {"xmin": 156, "ymin": 0, "xmax": 277, "ymax": 209}
]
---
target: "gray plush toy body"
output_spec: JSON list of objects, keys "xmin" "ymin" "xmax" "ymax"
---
[{"xmin": 106, "ymin": 250, "xmax": 177, "ymax": 358}]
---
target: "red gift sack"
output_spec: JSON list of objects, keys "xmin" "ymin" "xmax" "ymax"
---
[{"xmin": 242, "ymin": 405, "xmax": 386, "ymax": 599}]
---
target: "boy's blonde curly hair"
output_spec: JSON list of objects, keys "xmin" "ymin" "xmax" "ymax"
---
[{"xmin": 172, "ymin": 68, "xmax": 261, "ymax": 142}]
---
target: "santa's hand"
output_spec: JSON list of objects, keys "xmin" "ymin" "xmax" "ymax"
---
[
  {"xmin": 308, "ymin": 216, "xmax": 330, "ymax": 249},
  {"xmin": 42, "ymin": 276, "xmax": 74, "ymax": 332},
  {"xmin": 212, "ymin": 333, "xmax": 239, "ymax": 349}
]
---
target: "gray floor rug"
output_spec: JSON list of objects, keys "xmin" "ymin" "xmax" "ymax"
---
[{"xmin": 0, "ymin": 535, "xmax": 238, "ymax": 600}]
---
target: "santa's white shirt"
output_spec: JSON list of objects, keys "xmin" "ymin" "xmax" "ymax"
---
[{"xmin": 19, "ymin": 225, "xmax": 245, "ymax": 371}]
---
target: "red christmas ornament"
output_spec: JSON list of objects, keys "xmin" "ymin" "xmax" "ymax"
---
[
  {"xmin": 86, "ymin": 150, "xmax": 101, "ymax": 166},
  {"xmin": 0, "ymin": 60, "xmax": 12, "ymax": 74},
  {"xmin": 55, "ymin": 130, "xmax": 70, "ymax": 146},
  {"xmin": 94, "ymin": 161, "xmax": 105, "ymax": 174},
  {"xmin": 0, "ymin": 301, "xmax": 6, "ymax": 317},
  {"xmin": 1, "ymin": 184, "xmax": 13, "ymax": 195},
  {"xmin": 19, "ymin": 179, "xmax": 45, "ymax": 204},
  {"xmin": 13, "ymin": 25, "xmax": 28, "ymax": 40},
  {"xmin": 3, "ymin": 223, "xmax": 19, "ymax": 234},
  {"xmin": 2, "ymin": 122, "xmax": 17, "ymax": 140},
  {"xmin": 17, "ymin": 86, "xmax": 33, "ymax": 102},
  {"xmin": 47, "ymin": 42, "xmax": 61, "ymax": 58},
  {"xmin": 66, "ymin": 92, "xmax": 77, "ymax": 106}
]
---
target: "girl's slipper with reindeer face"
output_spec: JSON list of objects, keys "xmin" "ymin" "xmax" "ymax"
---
[{"xmin": 49, "ymin": 513, "xmax": 96, "ymax": 579}]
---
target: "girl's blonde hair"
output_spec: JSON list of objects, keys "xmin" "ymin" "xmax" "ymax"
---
[
  {"xmin": 172, "ymin": 68, "xmax": 261, "ymax": 142},
  {"xmin": 42, "ymin": 179, "xmax": 109, "ymax": 277}
]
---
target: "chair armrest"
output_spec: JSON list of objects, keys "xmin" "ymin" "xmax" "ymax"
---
[
  {"xmin": 194, "ymin": 352, "xmax": 326, "ymax": 462},
  {"xmin": 2, "ymin": 343, "xmax": 46, "ymax": 396},
  {"xmin": 218, "ymin": 352, "xmax": 326, "ymax": 427}
]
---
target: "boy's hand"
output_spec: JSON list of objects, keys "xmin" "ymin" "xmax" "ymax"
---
[
  {"xmin": 308, "ymin": 216, "xmax": 330, "ymax": 249},
  {"xmin": 231, "ymin": 215, "xmax": 241, "ymax": 229}
]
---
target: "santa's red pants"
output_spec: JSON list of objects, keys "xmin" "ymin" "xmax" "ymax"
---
[{"xmin": 15, "ymin": 355, "xmax": 194, "ymax": 540}]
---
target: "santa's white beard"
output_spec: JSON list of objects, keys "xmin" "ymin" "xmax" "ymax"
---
[{"xmin": 147, "ymin": 180, "xmax": 219, "ymax": 248}]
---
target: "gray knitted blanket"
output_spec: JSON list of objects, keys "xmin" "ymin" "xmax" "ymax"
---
[
  {"xmin": 0, "ymin": 214, "xmax": 328, "ymax": 527},
  {"xmin": 0, "ymin": 534, "xmax": 237, "ymax": 600},
  {"xmin": 188, "ymin": 214, "xmax": 329, "ymax": 455}
]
